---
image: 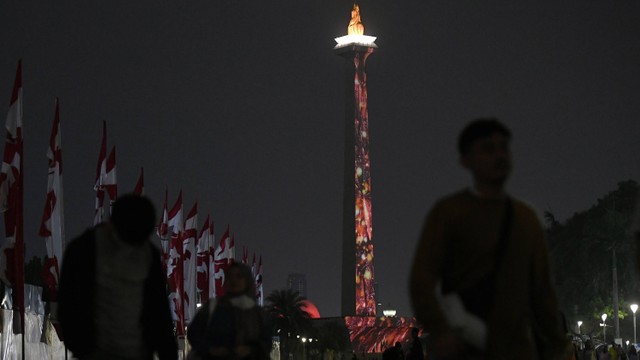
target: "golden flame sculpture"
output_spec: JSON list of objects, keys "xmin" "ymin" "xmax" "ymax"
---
[
  {"xmin": 334, "ymin": 2, "xmax": 376, "ymax": 49},
  {"xmin": 348, "ymin": 3, "xmax": 365, "ymax": 35}
]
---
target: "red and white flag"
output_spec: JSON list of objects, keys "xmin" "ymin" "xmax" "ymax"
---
[
  {"xmin": 250, "ymin": 253, "xmax": 256, "ymax": 278},
  {"xmin": 93, "ymin": 121, "xmax": 107, "ymax": 225},
  {"xmin": 213, "ymin": 225, "xmax": 232, "ymax": 297},
  {"xmin": 196, "ymin": 215, "xmax": 211, "ymax": 303},
  {"xmin": 39, "ymin": 98, "xmax": 64, "ymax": 302},
  {"xmin": 133, "ymin": 167, "xmax": 144, "ymax": 195},
  {"xmin": 241, "ymin": 246, "xmax": 248, "ymax": 265},
  {"xmin": 229, "ymin": 235, "xmax": 236, "ymax": 263},
  {"xmin": 93, "ymin": 122, "xmax": 116, "ymax": 224},
  {"xmin": 183, "ymin": 202, "xmax": 197, "ymax": 322},
  {"xmin": 157, "ymin": 186, "xmax": 169, "ymax": 270},
  {"xmin": 167, "ymin": 191, "xmax": 183, "ymax": 232},
  {"xmin": 255, "ymin": 255, "xmax": 263, "ymax": 306},
  {"xmin": 0, "ymin": 60, "xmax": 25, "ymax": 331},
  {"xmin": 207, "ymin": 220, "xmax": 215, "ymax": 300},
  {"xmin": 103, "ymin": 146, "xmax": 117, "ymax": 211},
  {"xmin": 166, "ymin": 191, "xmax": 184, "ymax": 335}
]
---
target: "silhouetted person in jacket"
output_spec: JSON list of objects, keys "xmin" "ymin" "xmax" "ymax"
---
[{"xmin": 59, "ymin": 194, "xmax": 177, "ymax": 360}]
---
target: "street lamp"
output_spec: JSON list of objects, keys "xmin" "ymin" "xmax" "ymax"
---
[
  {"xmin": 383, "ymin": 309, "xmax": 397, "ymax": 317},
  {"xmin": 631, "ymin": 304, "xmax": 638, "ymax": 344},
  {"xmin": 577, "ymin": 321, "xmax": 583, "ymax": 335},
  {"xmin": 602, "ymin": 314, "xmax": 608, "ymax": 342},
  {"xmin": 301, "ymin": 337, "xmax": 307, "ymax": 360}
]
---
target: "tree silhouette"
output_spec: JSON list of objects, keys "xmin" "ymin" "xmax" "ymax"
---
[
  {"xmin": 266, "ymin": 288, "xmax": 311, "ymax": 359},
  {"xmin": 546, "ymin": 180, "xmax": 638, "ymax": 343}
]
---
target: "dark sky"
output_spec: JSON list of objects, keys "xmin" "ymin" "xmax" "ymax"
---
[{"xmin": 1, "ymin": 1, "xmax": 639, "ymax": 317}]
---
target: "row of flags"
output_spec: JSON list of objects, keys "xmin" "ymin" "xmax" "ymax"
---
[
  {"xmin": 0, "ymin": 61, "xmax": 265, "ymax": 340},
  {"xmin": 243, "ymin": 247, "xmax": 264, "ymax": 306},
  {"xmin": 157, "ymin": 189, "xmax": 264, "ymax": 336}
]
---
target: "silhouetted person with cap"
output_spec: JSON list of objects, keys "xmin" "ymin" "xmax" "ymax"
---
[
  {"xmin": 409, "ymin": 119, "xmax": 570, "ymax": 359},
  {"xmin": 59, "ymin": 194, "xmax": 177, "ymax": 360}
]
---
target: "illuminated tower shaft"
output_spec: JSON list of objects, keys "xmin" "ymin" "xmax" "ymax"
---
[{"xmin": 337, "ymin": 44, "xmax": 376, "ymax": 317}]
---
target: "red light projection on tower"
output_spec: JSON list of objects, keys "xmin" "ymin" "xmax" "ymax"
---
[
  {"xmin": 345, "ymin": 316, "xmax": 421, "ymax": 353},
  {"xmin": 353, "ymin": 46, "xmax": 376, "ymax": 317},
  {"xmin": 335, "ymin": 1, "xmax": 378, "ymax": 318},
  {"xmin": 333, "ymin": 8, "xmax": 423, "ymax": 356}
]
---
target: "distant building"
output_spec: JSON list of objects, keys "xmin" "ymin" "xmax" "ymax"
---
[{"xmin": 287, "ymin": 273, "xmax": 307, "ymax": 298}]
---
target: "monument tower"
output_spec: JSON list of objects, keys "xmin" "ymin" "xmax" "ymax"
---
[
  {"xmin": 328, "ymin": 5, "xmax": 419, "ymax": 354},
  {"xmin": 334, "ymin": 2, "xmax": 378, "ymax": 318}
]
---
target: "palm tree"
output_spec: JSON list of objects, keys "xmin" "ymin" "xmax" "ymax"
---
[{"xmin": 266, "ymin": 289, "xmax": 312, "ymax": 359}]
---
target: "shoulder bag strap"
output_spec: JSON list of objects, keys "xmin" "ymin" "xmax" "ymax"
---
[{"xmin": 494, "ymin": 197, "xmax": 514, "ymax": 270}]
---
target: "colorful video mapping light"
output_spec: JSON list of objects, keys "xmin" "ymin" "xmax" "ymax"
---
[
  {"xmin": 344, "ymin": 316, "xmax": 420, "ymax": 354},
  {"xmin": 353, "ymin": 47, "xmax": 376, "ymax": 317}
]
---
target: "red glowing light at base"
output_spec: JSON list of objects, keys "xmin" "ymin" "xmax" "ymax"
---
[
  {"xmin": 345, "ymin": 316, "xmax": 420, "ymax": 354},
  {"xmin": 301, "ymin": 300, "xmax": 321, "ymax": 319}
]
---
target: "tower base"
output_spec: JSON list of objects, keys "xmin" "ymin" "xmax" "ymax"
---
[{"xmin": 311, "ymin": 316, "xmax": 421, "ymax": 357}]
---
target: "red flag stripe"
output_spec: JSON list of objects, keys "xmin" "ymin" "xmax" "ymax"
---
[{"xmin": 133, "ymin": 167, "xmax": 144, "ymax": 195}]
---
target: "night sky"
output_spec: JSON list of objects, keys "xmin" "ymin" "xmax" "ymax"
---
[{"xmin": 2, "ymin": 1, "xmax": 639, "ymax": 317}]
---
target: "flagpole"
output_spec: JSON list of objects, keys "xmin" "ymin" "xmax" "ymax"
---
[
  {"xmin": 18, "ymin": 137, "xmax": 24, "ymax": 360},
  {"xmin": 16, "ymin": 62, "xmax": 25, "ymax": 360},
  {"xmin": 2, "ymin": 59, "xmax": 26, "ymax": 360},
  {"xmin": 93, "ymin": 121, "xmax": 106, "ymax": 225}
]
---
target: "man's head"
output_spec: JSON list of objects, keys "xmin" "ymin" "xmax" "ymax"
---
[
  {"xmin": 224, "ymin": 262, "xmax": 256, "ymax": 298},
  {"xmin": 110, "ymin": 194, "xmax": 156, "ymax": 245},
  {"xmin": 458, "ymin": 118, "xmax": 512, "ymax": 187}
]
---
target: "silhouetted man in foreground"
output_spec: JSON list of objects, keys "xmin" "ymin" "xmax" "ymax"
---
[
  {"xmin": 59, "ymin": 194, "xmax": 177, "ymax": 360},
  {"xmin": 409, "ymin": 119, "xmax": 570, "ymax": 359}
]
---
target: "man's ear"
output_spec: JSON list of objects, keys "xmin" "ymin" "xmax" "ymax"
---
[{"xmin": 459, "ymin": 154, "xmax": 471, "ymax": 170}]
